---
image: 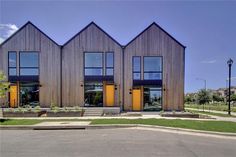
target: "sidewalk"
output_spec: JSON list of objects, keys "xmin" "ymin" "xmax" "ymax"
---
[{"xmin": 186, "ymin": 108, "xmax": 236, "ymax": 116}]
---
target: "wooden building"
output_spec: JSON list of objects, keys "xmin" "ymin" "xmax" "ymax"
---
[{"xmin": 0, "ymin": 21, "xmax": 185, "ymax": 111}]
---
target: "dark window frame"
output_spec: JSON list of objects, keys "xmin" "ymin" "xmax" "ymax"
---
[
  {"xmin": 143, "ymin": 56, "xmax": 163, "ymax": 80},
  {"xmin": 19, "ymin": 51, "xmax": 39, "ymax": 76},
  {"xmin": 8, "ymin": 51, "xmax": 17, "ymax": 76},
  {"xmin": 143, "ymin": 86, "xmax": 162, "ymax": 111},
  {"xmin": 105, "ymin": 52, "xmax": 114, "ymax": 76},
  {"xmin": 132, "ymin": 56, "xmax": 141, "ymax": 80},
  {"xmin": 84, "ymin": 52, "xmax": 104, "ymax": 76}
]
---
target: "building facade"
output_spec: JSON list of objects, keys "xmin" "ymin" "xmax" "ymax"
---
[{"xmin": 0, "ymin": 21, "xmax": 185, "ymax": 111}]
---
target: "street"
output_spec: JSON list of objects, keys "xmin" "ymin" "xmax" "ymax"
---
[{"xmin": 0, "ymin": 128, "xmax": 236, "ymax": 157}]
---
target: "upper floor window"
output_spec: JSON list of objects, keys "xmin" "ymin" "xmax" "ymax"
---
[
  {"xmin": 20, "ymin": 52, "xmax": 39, "ymax": 76},
  {"xmin": 8, "ymin": 52, "xmax": 17, "ymax": 76},
  {"xmin": 84, "ymin": 53, "xmax": 103, "ymax": 76},
  {"xmin": 133, "ymin": 56, "xmax": 141, "ymax": 80},
  {"xmin": 144, "ymin": 57, "xmax": 162, "ymax": 80},
  {"xmin": 105, "ymin": 52, "xmax": 114, "ymax": 76}
]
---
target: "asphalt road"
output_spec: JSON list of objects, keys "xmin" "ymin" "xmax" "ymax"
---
[{"xmin": 1, "ymin": 128, "xmax": 236, "ymax": 157}]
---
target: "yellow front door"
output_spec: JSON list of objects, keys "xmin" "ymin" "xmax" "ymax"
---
[
  {"xmin": 105, "ymin": 84, "xmax": 115, "ymax": 106},
  {"xmin": 132, "ymin": 89, "xmax": 141, "ymax": 111},
  {"xmin": 10, "ymin": 85, "xmax": 17, "ymax": 108}
]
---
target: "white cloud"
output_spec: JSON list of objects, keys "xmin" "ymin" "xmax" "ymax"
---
[
  {"xmin": 201, "ymin": 60, "xmax": 216, "ymax": 64},
  {"xmin": 0, "ymin": 37, "xmax": 4, "ymax": 44},
  {"xmin": 0, "ymin": 23, "xmax": 19, "ymax": 43}
]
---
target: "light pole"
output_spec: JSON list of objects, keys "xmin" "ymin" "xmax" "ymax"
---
[
  {"xmin": 227, "ymin": 58, "xmax": 233, "ymax": 115},
  {"xmin": 196, "ymin": 78, "xmax": 207, "ymax": 111}
]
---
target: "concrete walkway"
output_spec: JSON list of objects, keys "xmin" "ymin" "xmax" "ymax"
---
[{"xmin": 186, "ymin": 108, "xmax": 236, "ymax": 116}]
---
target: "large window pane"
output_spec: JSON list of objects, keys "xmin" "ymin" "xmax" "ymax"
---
[
  {"xmin": 84, "ymin": 82, "xmax": 103, "ymax": 107},
  {"xmin": 133, "ymin": 57, "xmax": 141, "ymax": 72},
  {"xmin": 106, "ymin": 52, "xmax": 114, "ymax": 67},
  {"xmin": 20, "ymin": 69, "xmax": 39, "ymax": 76},
  {"xmin": 8, "ymin": 52, "xmax": 17, "ymax": 76},
  {"xmin": 9, "ymin": 52, "xmax": 17, "ymax": 67},
  {"xmin": 20, "ymin": 82, "xmax": 39, "ymax": 107},
  {"xmin": 144, "ymin": 73, "xmax": 162, "ymax": 80},
  {"xmin": 106, "ymin": 69, "xmax": 113, "ymax": 76},
  {"xmin": 143, "ymin": 87, "xmax": 162, "ymax": 111},
  {"xmin": 85, "ymin": 69, "xmax": 103, "ymax": 76},
  {"xmin": 20, "ymin": 52, "xmax": 39, "ymax": 76},
  {"xmin": 85, "ymin": 53, "xmax": 103, "ymax": 67},
  {"xmin": 144, "ymin": 57, "xmax": 162, "ymax": 72},
  {"xmin": 20, "ymin": 52, "xmax": 39, "ymax": 67},
  {"xmin": 9, "ymin": 68, "xmax": 17, "ymax": 76},
  {"xmin": 133, "ymin": 73, "xmax": 141, "ymax": 80}
]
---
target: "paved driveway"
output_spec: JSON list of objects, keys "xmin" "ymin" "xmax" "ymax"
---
[{"xmin": 1, "ymin": 128, "xmax": 236, "ymax": 157}]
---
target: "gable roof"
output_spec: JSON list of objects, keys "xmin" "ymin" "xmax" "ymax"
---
[
  {"xmin": 125, "ymin": 22, "xmax": 186, "ymax": 48},
  {"xmin": 0, "ymin": 21, "xmax": 60, "ymax": 47},
  {"xmin": 63, "ymin": 21, "xmax": 122, "ymax": 47},
  {"xmin": 0, "ymin": 21, "xmax": 185, "ymax": 49}
]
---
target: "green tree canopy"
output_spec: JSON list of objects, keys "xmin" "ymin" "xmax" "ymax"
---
[
  {"xmin": 197, "ymin": 89, "xmax": 211, "ymax": 105},
  {"xmin": 0, "ymin": 71, "xmax": 9, "ymax": 98},
  {"xmin": 231, "ymin": 94, "xmax": 236, "ymax": 101},
  {"xmin": 212, "ymin": 93, "xmax": 224, "ymax": 102}
]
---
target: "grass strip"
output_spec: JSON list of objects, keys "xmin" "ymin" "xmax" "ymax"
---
[
  {"xmin": 186, "ymin": 109, "xmax": 236, "ymax": 117},
  {"xmin": 0, "ymin": 119, "xmax": 90, "ymax": 125},
  {"xmin": 1, "ymin": 118, "xmax": 236, "ymax": 133},
  {"xmin": 91, "ymin": 118, "xmax": 236, "ymax": 133}
]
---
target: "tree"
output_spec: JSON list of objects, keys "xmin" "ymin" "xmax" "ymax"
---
[
  {"xmin": 0, "ymin": 71, "xmax": 9, "ymax": 98},
  {"xmin": 197, "ymin": 89, "xmax": 211, "ymax": 105},
  {"xmin": 231, "ymin": 94, "xmax": 236, "ymax": 102},
  {"xmin": 212, "ymin": 93, "xmax": 224, "ymax": 102},
  {"xmin": 185, "ymin": 94, "xmax": 196, "ymax": 103}
]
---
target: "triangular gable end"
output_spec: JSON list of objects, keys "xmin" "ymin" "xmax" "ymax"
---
[
  {"xmin": 125, "ymin": 22, "xmax": 186, "ymax": 49},
  {"xmin": 0, "ymin": 21, "xmax": 60, "ymax": 47},
  {"xmin": 63, "ymin": 21, "xmax": 123, "ymax": 47}
]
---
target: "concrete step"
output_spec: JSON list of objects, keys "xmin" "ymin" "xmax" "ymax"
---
[{"xmin": 83, "ymin": 108, "xmax": 103, "ymax": 117}]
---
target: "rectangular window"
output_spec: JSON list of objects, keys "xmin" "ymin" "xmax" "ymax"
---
[
  {"xmin": 20, "ymin": 52, "xmax": 39, "ymax": 76},
  {"xmin": 133, "ymin": 56, "xmax": 141, "ymax": 80},
  {"xmin": 8, "ymin": 52, "xmax": 17, "ymax": 76},
  {"xmin": 143, "ymin": 87, "xmax": 162, "ymax": 111},
  {"xmin": 20, "ymin": 82, "xmax": 39, "ymax": 107},
  {"xmin": 84, "ymin": 53, "xmax": 103, "ymax": 76},
  {"xmin": 105, "ymin": 52, "xmax": 114, "ymax": 76},
  {"xmin": 144, "ymin": 57, "xmax": 162, "ymax": 80}
]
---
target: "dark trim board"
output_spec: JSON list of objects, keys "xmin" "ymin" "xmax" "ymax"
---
[
  {"xmin": 9, "ymin": 76, "xmax": 39, "ymax": 82},
  {"xmin": 133, "ymin": 80, "xmax": 162, "ymax": 86}
]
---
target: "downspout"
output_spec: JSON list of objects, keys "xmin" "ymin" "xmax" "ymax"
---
[
  {"xmin": 60, "ymin": 46, "xmax": 63, "ymax": 108},
  {"xmin": 122, "ymin": 46, "xmax": 125, "ymax": 112}
]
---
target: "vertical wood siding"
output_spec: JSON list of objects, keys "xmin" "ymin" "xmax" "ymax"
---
[
  {"xmin": 0, "ymin": 23, "xmax": 61, "ymax": 107},
  {"xmin": 62, "ymin": 24, "xmax": 123, "ymax": 107},
  {"xmin": 124, "ymin": 25, "xmax": 185, "ymax": 111}
]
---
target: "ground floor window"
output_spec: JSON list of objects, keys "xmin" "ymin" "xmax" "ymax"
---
[
  {"xmin": 143, "ymin": 87, "xmax": 162, "ymax": 111},
  {"xmin": 20, "ymin": 82, "xmax": 39, "ymax": 107},
  {"xmin": 84, "ymin": 82, "xmax": 103, "ymax": 107}
]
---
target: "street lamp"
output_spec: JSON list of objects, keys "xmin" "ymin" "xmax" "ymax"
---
[
  {"xmin": 227, "ymin": 58, "xmax": 233, "ymax": 115},
  {"xmin": 196, "ymin": 78, "xmax": 207, "ymax": 111}
]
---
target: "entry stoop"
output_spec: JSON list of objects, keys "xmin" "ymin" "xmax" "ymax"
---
[{"xmin": 83, "ymin": 108, "xmax": 104, "ymax": 117}]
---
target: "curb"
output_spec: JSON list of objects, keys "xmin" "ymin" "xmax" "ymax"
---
[{"xmin": 1, "ymin": 124, "xmax": 236, "ymax": 137}]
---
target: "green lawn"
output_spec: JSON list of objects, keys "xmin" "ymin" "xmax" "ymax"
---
[
  {"xmin": 0, "ymin": 119, "xmax": 89, "ymax": 125},
  {"xmin": 91, "ymin": 118, "xmax": 236, "ymax": 133},
  {"xmin": 0, "ymin": 119, "xmax": 43, "ymax": 125},
  {"xmin": 185, "ymin": 103, "xmax": 236, "ymax": 112},
  {"xmin": 186, "ymin": 109, "xmax": 236, "ymax": 117},
  {"xmin": 1, "ymin": 118, "xmax": 236, "ymax": 133}
]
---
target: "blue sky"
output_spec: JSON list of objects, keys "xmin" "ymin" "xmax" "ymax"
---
[{"xmin": 0, "ymin": 0, "xmax": 235, "ymax": 93}]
